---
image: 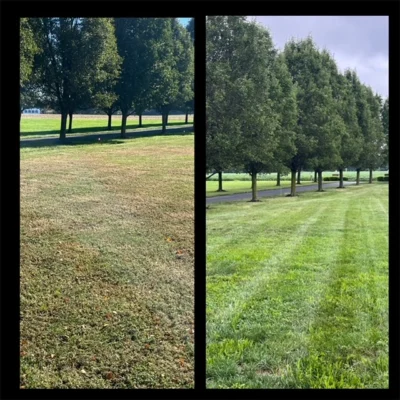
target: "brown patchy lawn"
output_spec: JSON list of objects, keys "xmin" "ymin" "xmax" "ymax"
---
[{"xmin": 20, "ymin": 133, "xmax": 194, "ymax": 388}]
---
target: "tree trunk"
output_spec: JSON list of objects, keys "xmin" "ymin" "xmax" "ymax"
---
[
  {"xmin": 297, "ymin": 168, "xmax": 301, "ymax": 184},
  {"xmin": 251, "ymin": 171, "xmax": 258, "ymax": 202},
  {"xmin": 185, "ymin": 111, "xmax": 188, "ymax": 124},
  {"xmin": 369, "ymin": 168, "xmax": 373, "ymax": 184},
  {"xmin": 217, "ymin": 171, "xmax": 224, "ymax": 192},
  {"xmin": 107, "ymin": 113, "xmax": 112, "ymax": 130},
  {"xmin": 20, "ymin": 110, "xmax": 22, "ymax": 122},
  {"xmin": 121, "ymin": 113, "xmax": 128, "ymax": 138},
  {"xmin": 356, "ymin": 169, "xmax": 360, "ymax": 185},
  {"xmin": 338, "ymin": 168, "xmax": 345, "ymax": 188},
  {"xmin": 68, "ymin": 112, "xmax": 73, "ymax": 133},
  {"xmin": 276, "ymin": 172, "xmax": 281, "ymax": 186},
  {"xmin": 314, "ymin": 170, "xmax": 317, "ymax": 183},
  {"xmin": 60, "ymin": 112, "xmax": 68, "ymax": 140},
  {"xmin": 317, "ymin": 170, "xmax": 323, "ymax": 191},
  {"xmin": 162, "ymin": 114, "xmax": 166, "ymax": 133},
  {"xmin": 139, "ymin": 113, "xmax": 142, "ymax": 127},
  {"xmin": 290, "ymin": 169, "xmax": 296, "ymax": 196}
]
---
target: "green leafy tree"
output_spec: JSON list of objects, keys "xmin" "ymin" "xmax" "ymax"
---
[
  {"xmin": 20, "ymin": 84, "xmax": 40, "ymax": 118},
  {"xmin": 325, "ymin": 58, "xmax": 363, "ymax": 189},
  {"xmin": 305, "ymin": 48, "xmax": 342, "ymax": 192},
  {"xmin": 135, "ymin": 97, "xmax": 151, "ymax": 128},
  {"xmin": 347, "ymin": 70, "xmax": 384, "ymax": 184},
  {"xmin": 184, "ymin": 18, "xmax": 195, "ymax": 125},
  {"xmin": 184, "ymin": 97, "xmax": 194, "ymax": 124},
  {"xmin": 152, "ymin": 19, "xmax": 193, "ymax": 133},
  {"xmin": 269, "ymin": 53, "xmax": 298, "ymax": 188},
  {"xmin": 92, "ymin": 19, "xmax": 122, "ymax": 131},
  {"xmin": 284, "ymin": 38, "xmax": 323, "ymax": 194},
  {"xmin": 207, "ymin": 17, "xmax": 296, "ymax": 199},
  {"xmin": 170, "ymin": 20, "xmax": 194, "ymax": 128},
  {"xmin": 20, "ymin": 18, "xmax": 40, "ymax": 87},
  {"xmin": 20, "ymin": 18, "xmax": 41, "ymax": 121},
  {"xmin": 115, "ymin": 18, "xmax": 171, "ymax": 137},
  {"xmin": 224, "ymin": 19, "xmax": 280, "ymax": 201},
  {"xmin": 364, "ymin": 88, "xmax": 385, "ymax": 183},
  {"xmin": 381, "ymin": 98, "xmax": 389, "ymax": 168},
  {"xmin": 345, "ymin": 70, "xmax": 368, "ymax": 184},
  {"xmin": 336, "ymin": 73, "xmax": 363, "ymax": 188},
  {"xmin": 284, "ymin": 40, "xmax": 341, "ymax": 193},
  {"xmin": 92, "ymin": 91, "xmax": 119, "ymax": 130},
  {"xmin": 206, "ymin": 17, "xmax": 246, "ymax": 191},
  {"xmin": 186, "ymin": 18, "xmax": 194, "ymax": 42},
  {"xmin": 148, "ymin": 19, "xmax": 177, "ymax": 133},
  {"xmin": 32, "ymin": 18, "xmax": 121, "ymax": 139}
]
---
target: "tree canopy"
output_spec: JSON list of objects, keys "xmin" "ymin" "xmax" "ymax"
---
[
  {"xmin": 206, "ymin": 18, "xmax": 387, "ymax": 197},
  {"xmin": 20, "ymin": 18, "xmax": 194, "ymax": 139},
  {"xmin": 29, "ymin": 18, "xmax": 121, "ymax": 139},
  {"xmin": 20, "ymin": 18, "xmax": 40, "ymax": 87}
]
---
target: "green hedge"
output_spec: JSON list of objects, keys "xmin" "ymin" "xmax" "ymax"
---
[
  {"xmin": 323, "ymin": 177, "xmax": 349, "ymax": 182},
  {"xmin": 377, "ymin": 176, "xmax": 389, "ymax": 181}
]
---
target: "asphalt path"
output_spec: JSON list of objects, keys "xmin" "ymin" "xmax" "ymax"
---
[{"xmin": 207, "ymin": 181, "xmax": 360, "ymax": 204}]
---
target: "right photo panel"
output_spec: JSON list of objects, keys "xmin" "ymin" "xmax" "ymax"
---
[{"xmin": 206, "ymin": 16, "xmax": 389, "ymax": 389}]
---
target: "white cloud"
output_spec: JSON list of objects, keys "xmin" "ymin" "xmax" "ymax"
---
[
  {"xmin": 333, "ymin": 51, "xmax": 388, "ymax": 98},
  {"xmin": 248, "ymin": 16, "xmax": 388, "ymax": 98}
]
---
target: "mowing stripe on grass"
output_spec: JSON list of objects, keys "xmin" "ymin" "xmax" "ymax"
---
[
  {"xmin": 206, "ymin": 185, "xmax": 388, "ymax": 388},
  {"xmin": 207, "ymin": 193, "xmax": 348, "ymax": 387},
  {"xmin": 292, "ymin": 193, "xmax": 388, "ymax": 388},
  {"xmin": 208, "ymin": 206, "xmax": 326, "ymax": 332}
]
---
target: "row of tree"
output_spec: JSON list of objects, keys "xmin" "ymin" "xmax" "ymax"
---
[
  {"xmin": 206, "ymin": 16, "xmax": 389, "ymax": 201},
  {"xmin": 20, "ymin": 18, "xmax": 194, "ymax": 139}
]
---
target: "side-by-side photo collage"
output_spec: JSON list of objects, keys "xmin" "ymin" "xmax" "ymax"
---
[{"xmin": 2, "ymin": 5, "xmax": 395, "ymax": 398}]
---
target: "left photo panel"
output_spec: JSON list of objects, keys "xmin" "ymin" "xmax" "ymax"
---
[{"xmin": 20, "ymin": 17, "xmax": 194, "ymax": 388}]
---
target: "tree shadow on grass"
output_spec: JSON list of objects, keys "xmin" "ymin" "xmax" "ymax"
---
[
  {"xmin": 20, "ymin": 121, "xmax": 191, "ymax": 137},
  {"xmin": 20, "ymin": 126, "xmax": 194, "ymax": 149}
]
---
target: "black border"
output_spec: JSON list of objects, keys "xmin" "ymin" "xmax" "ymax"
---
[
  {"xmin": 194, "ymin": 14, "xmax": 207, "ymax": 393},
  {"xmin": 1, "ymin": 1, "xmax": 399, "ymax": 399}
]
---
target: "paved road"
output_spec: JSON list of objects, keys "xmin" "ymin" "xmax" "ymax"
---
[
  {"xmin": 20, "ymin": 125, "xmax": 193, "ymax": 148},
  {"xmin": 207, "ymin": 181, "xmax": 360, "ymax": 204}
]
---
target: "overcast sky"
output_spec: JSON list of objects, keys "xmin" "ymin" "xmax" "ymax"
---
[{"xmin": 249, "ymin": 16, "xmax": 388, "ymax": 99}]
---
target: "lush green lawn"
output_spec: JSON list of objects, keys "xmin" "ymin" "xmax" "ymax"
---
[
  {"xmin": 20, "ymin": 132, "xmax": 194, "ymax": 388},
  {"xmin": 206, "ymin": 184, "xmax": 388, "ymax": 388},
  {"xmin": 21, "ymin": 114, "xmax": 193, "ymax": 138}
]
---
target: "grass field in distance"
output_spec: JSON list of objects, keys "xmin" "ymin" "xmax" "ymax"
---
[
  {"xmin": 206, "ymin": 171, "xmax": 388, "ymax": 197},
  {"xmin": 20, "ymin": 114, "xmax": 193, "ymax": 138}
]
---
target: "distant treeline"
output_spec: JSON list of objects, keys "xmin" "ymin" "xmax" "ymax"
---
[
  {"xmin": 206, "ymin": 17, "xmax": 388, "ymax": 200},
  {"xmin": 20, "ymin": 18, "xmax": 194, "ymax": 139}
]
